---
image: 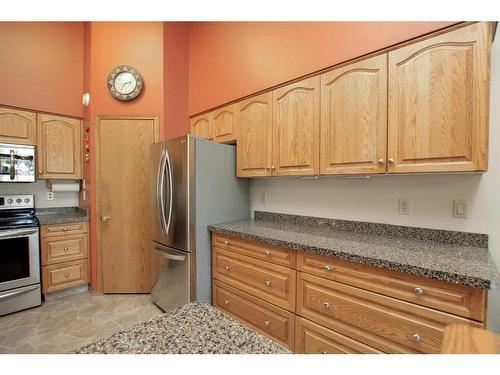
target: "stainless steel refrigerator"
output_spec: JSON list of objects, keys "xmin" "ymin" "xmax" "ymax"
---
[{"xmin": 150, "ymin": 135, "xmax": 249, "ymax": 312}]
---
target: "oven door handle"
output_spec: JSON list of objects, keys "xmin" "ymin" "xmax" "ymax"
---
[
  {"xmin": 0, "ymin": 228, "xmax": 38, "ymax": 240},
  {"xmin": 0, "ymin": 284, "xmax": 39, "ymax": 301}
]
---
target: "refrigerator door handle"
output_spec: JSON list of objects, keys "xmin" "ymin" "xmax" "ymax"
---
[
  {"xmin": 164, "ymin": 147, "xmax": 174, "ymax": 235},
  {"xmin": 153, "ymin": 243, "xmax": 186, "ymax": 262},
  {"xmin": 157, "ymin": 149, "xmax": 167, "ymax": 233}
]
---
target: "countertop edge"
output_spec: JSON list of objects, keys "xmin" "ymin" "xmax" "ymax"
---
[{"xmin": 208, "ymin": 226, "xmax": 492, "ymax": 289}]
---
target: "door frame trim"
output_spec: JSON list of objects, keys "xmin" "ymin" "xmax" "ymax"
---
[{"xmin": 94, "ymin": 115, "xmax": 159, "ymax": 294}]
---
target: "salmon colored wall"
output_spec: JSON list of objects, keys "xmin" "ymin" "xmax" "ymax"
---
[
  {"xmin": 0, "ymin": 22, "xmax": 84, "ymax": 117},
  {"xmin": 164, "ymin": 22, "xmax": 190, "ymax": 139},
  {"xmin": 85, "ymin": 22, "xmax": 164, "ymax": 289},
  {"xmin": 188, "ymin": 21, "xmax": 457, "ymax": 115}
]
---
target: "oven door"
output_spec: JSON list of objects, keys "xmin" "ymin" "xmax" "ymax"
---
[
  {"xmin": 0, "ymin": 228, "xmax": 40, "ymax": 292},
  {"xmin": 0, "ymin": 143, "xmax": 36, "ymax": 182}
]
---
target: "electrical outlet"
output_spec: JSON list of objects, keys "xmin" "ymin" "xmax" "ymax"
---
[
  {"xmin": 453, "ymin": 199, "xmax": 467, "ymax": 218},
  {"xmin": 260, "ymin": 192, "xmax": 268, "ymax": 205},
  {"xmin": 47, "ymin": 192, "xmax": 54, "ymax": 201},
  {"xmin": 398, "ymin": 198, "xmax": 410, "ymax": 215}
]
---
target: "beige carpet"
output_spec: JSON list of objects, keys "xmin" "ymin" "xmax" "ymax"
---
[{"xmin": 0, "ymin": 293, "xmax": 162, "ymax": 354}]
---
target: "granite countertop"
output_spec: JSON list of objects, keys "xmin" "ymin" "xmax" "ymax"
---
[
  {"xmin": 36, "ymin": 207, "xmax": 88, "ymax": 225},
  {"xmin": 208, "ymin": 211, "xmax": 500, "ymax": 289},
  {"xmin": 75, "ymin": 302, "xmax": 290, "ymax": 354}
]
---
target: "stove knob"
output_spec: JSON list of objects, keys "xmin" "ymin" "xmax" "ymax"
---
[
  {"xmin": 24, "ymin": 198, "xmax": 30, "ymax": 203},
  {"xmin": 16, "ymin": 198, "xmax": 22, "ymax": 203},
  {"xmin": 7, "ymin": 199, "xmax": 13, "ymax": 204}
]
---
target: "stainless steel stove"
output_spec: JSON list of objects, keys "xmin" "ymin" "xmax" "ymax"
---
[{"xmin": 0, "ymin": 194, "xmax": 41, "ymax": 316}]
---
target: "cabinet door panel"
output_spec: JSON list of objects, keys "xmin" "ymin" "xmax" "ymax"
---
[
  {"xmin": 0, "ymin": 107, "xmax": 37, "ymax": 145},
  {"xmin": 190, "ymin": 113, "xmax": 213, "ymax": 140},
  {"xmin": 213, "ymin": 104, "xmax": 237, "ymax": 143},
  {"xmin": 321, "ymin": 54, "xmax": 387, "ymax": 174},
  {"xmin": 237, "ymin": 93, "xmax": 272, "ymax": 177},
  {"xmin": 388, "ymin": 22, "xmax": 491, "ymax": 173},
  {"xmin": 272, "ymin": 77, "xmax": 320, "ymax": 176},
  {"xmin": 37, "ymin": 114, "xmax": 82, "ymax": 179}
]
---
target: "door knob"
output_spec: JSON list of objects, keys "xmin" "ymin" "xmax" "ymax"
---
[{"xmin": 102, "ymin": 215, "xmax": 111, "ymax": 222}]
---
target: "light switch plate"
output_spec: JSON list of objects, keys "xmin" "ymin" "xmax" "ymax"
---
[
  {"xmin": 47, "ymin": 192, "xmax": 54, "ymax": 201},
  {"xmin": 453, "ymin": 199, "xmax": 467, "ymax": 218}
]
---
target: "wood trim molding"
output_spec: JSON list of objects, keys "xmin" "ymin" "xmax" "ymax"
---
[{"xmin": 93, "ymin": 114, "xmax": 159, "ymax": 294}]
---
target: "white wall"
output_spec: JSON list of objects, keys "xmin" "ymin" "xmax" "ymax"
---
[
  {"xmin": 0, "ymin": 180, "xmax": 79, "ymax": 208},
  {"xmin": 250, "ymin": 36, "xmax": 500, "ymax": 330}
]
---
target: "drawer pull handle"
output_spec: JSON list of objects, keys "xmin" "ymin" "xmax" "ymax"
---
[
  {"xmin": 265, "ymin": 250, "xmax": 271, "ymax": 256},
  {"xmin": 411, "ymin": 333, "xmax": 421, "ymax": 342},
  {"xmin": 224, "ymin": 240, "xmax": 229, "ymax": 245},
  {"xmin": 224, "ymin": 300, "xmax": 230, "ymax": 305},
  {"xmin": 323, "ymin": 301, "xmax": 331, "ymax": 309},
  {"xmin": 224, "ymin": 265, "xmax": 231, "ymax": 271},
  {"xmin": 414, "ymin": 287, "xmax": 423, "ymax": 295},
  {"xmin": 64, "ymin": 273, "xmax": 69, "ymax": 278},
  {"xmin": 321, "ymin": 350, "xmax": 327, "ymax": 354},
  {"xmin": 323, "ymin": 265, "xmax": 331, "ymax": 272},
  {"xmin": 264, "ymin": 320, "xmax": 270, "ymax": 327},
  {"xmin": 63, "ymin": 227, "xmax": 69, "ymax": 232},
  {"xmin": 64, "ymin": 247, "xmax": 69, "ymax": 251},
  {"xmin": 265, "ymin": 280, "xmax": 271, "ymax": 287}
]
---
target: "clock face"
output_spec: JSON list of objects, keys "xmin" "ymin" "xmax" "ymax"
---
[{"xmin": 107, "ymin": 65, "xmax": 143, "ymax": 101}]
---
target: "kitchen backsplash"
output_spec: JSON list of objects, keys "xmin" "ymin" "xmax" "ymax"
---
[{"xmin": 0, "ymin": 180, "xmax": 79, "ymax": 208}]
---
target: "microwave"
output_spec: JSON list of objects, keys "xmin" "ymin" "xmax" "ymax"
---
[{"xmin": 0, "ymin": 143, "xmax": 36, "ymax": 182}]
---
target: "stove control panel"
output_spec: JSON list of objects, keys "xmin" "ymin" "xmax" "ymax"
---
[{"xmin": 0, "ymin": 194, "xmax": 35, "ymax": 210}]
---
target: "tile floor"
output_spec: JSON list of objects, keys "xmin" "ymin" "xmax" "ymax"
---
[{"xmin": 0, "ymin": 293, "xmax": 163, "ymax": 354}]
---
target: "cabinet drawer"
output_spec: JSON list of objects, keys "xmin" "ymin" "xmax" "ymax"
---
[
  {"xmin": 213, "ymin": 280, "xmax": 295, "ymax": 349},
  {"xmin": 297, "ymin": 272, "xmax": 482, "ymax": 354},
  {"xmin": 295, "ymin": 317, "xmax": 382, "ymax": 354},
  {"xmin": 42, "ymin": 259, "xmax": 88, "ymax": 294},
  {"xmin": 41, "ymin": 221, "xmax": 88, "ymax": 237},
  {"xmin": 213, "ymin": 234, "xmax": 295, "ymax": 268},
  {"xmin": 297, "ymin": 251, "xmax": 486, "ymax": 322},
  {"xmin": 212, "ymin": 247, "xmax": 296, "ymax": 311},
  {"xmin": 41, "ymin": 234, "xmax": 88, "ymax": 265}
]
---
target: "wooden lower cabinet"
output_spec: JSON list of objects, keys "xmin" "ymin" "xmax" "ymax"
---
[
  {"xmin": 211, "ymin": 234, "xmax": 487, "ymax": 354},
  {"xmin": 41, "ymin": 222, "xmax": 89, "ymax": 295},
  {"xmin": 213, "ymin": 280, "xmax": 295, "ymax": 349},
  {"xmin": 295, "ymin": 317, "xmax": 382, "ymax": 354},
  {"xmin": 297, "ymin": 272, "xmax": 483, "ymax": 354}
]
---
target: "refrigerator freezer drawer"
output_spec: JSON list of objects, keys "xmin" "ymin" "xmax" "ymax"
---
[{"xmin": 151, "ymin": 242, "xmax": 194, "ymax": 312}]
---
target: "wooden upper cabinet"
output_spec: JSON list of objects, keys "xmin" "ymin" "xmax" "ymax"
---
[
  {"xmin": 37, "ymin": 114, "xmax": 83, "ymax": 179},
  {"xmin": 0, "ymin": 107, "xmax": 37, "ymax": 145},
  {"xmin": 190, "ymin": 113, "xmax": 214, "ymax": 141},
  {"xmin": 388, "ymin": 22, "xmax": 491, "ymax": 173},
  {"xmin": 320, "ymin": 54, "xmax": 388, "ymax": 175},
  {"xmin": 213, "ymin": 104, "xmax": 237, "ymax": 143},
  {"xmin": 272, "ymin": 76, "xmax": 320, "ymax": 176},
  {"xmin": 237, "ymin": 93, "xmax": 273, "ymax": 177}
]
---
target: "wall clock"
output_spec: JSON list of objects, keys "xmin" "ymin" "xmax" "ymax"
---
[{"xmin": 107, "ymin": 65, "xmax": 143, "ymax": 101}]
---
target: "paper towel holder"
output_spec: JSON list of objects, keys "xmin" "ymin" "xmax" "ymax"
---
[{"xmin": 47, "ymin": 180, "xmax": 82, "ymax": 191}]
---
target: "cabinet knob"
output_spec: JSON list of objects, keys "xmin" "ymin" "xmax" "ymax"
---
[
  {"xmin": 265, "ymin": 280, "xmax": 271, "ymax": 287},
  {"xmin": 64, "ymin": 247, "xmax": 69, "ymax": 251},
  {"xmin": 323, "ymin": 265, "xmax": 331, "ymax": 272},
  {"xmin": 102, "ymin": 216, "xmax": 110, "ymax": 223},
  {"xmin": 414, "ymin": 287, "xmax": 424, "ymax": 295},
  {"xmin": 271, "ymin": 165, "xmax": 276, "ymax": 170},
  {"xmin": 377, "ymin": 158, "xmax": 385, "ymax": 165},
  {"xmin": 388, "ymin": 158, "xmax": 395, "ymax": 164},
  {"xmin": 265, "ymin": 166, "xmax": 271, "ymax": 170},
  {"xmin": 264, "ymin": 320, "xmax": 270, "ymax": 327},
  {"xmin": 323, "ymin": 301, "xmax": 331, "ymax": 309},
  {"xmin": 38, "ymin": 170, "xmax": 43, "ymax": 174},
  {"xmin": 224, "ymin": 265, "xmax": 231, "ymax": 271},
  {"xmin": 321, "ymin": 350, "xmax": 327, "ymax": 354},
  {"xmin": 64, "ymin": 273, "xmax": 69, "ymax": 278},
  {"xmin": 224, "ymin": 299, "xmax": 230, "ymax": 305},
  {"xmin": 224, "ymin": 240, "xmax": 229, "ymax": 245},
  {"xmin": 265, "ymin": 250, "xmax": 271, "ymax": 256},
  {"xmin": 411, "ymin": 333, "xmax": 421, "ymax": 342},
  {"xmin": 63, "ymin": 227, "xmax": 69, "ymax": 231}
]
